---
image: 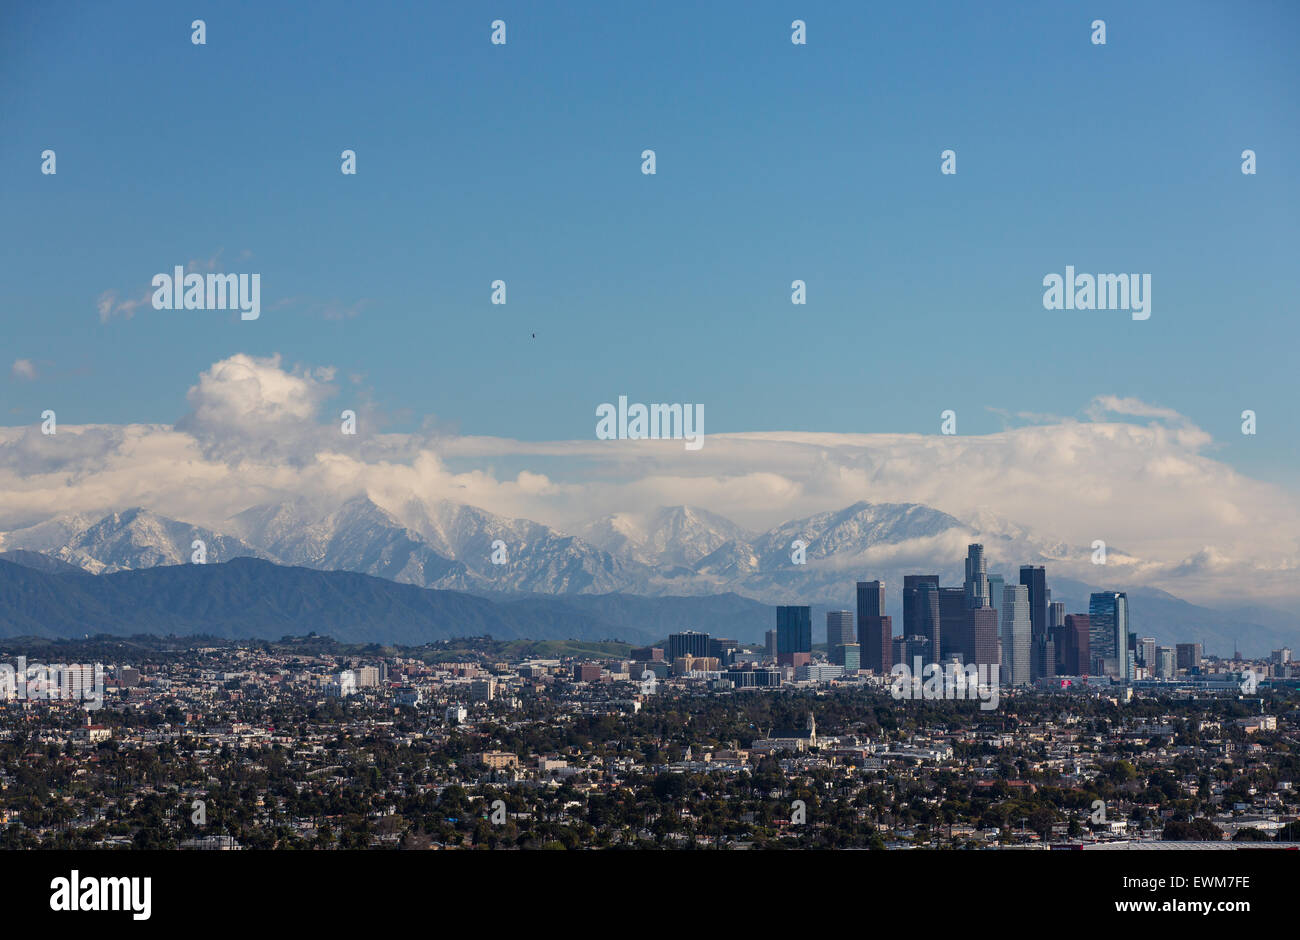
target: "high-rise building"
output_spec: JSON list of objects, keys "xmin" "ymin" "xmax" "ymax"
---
[
  {"xmin": 1139, "ymin": 637, "xmax": 1157, "ymax": 672},
  {"xmin": 1001, "ymin": 584, "xmax": 1031, "ymax": 685},
  {"xmin": 1176, "ymin": 643, "xmax": 1203, "ymax": 673},
  {"xmin": 857, "ymin": 581, "xmax": 884, "ymax": 619},
  {"xmin": 1049, "ymin": 602, "xmax": 1065, "ymax": 630},
  {"xmin": 1019, "ymin": 566, "xmax": 1048, "ymax": 677},
  {"xmin": 765, "ymin": 630, "xmax": 778, "ymax": 661},
  {"xmin": 1156, "ymin": 646, "xmax": 1176, "ymax": 679},
  {"xmin": 938, "ymin": 587, "xmax": 966, "ymax": 662},
  {"xmin": 987, "ymin": 574, "xmax": 1005, "ymax": 620},
  {"xmin": 1060, "ymin": 614, "xmax": 1090, "ymax": 676},
  {"xmin": 776, "ymin": 607, "xmax": 812, "ymax": 667},
  {"xmin": 963, "ymin": 544, "xmax": 989, "ymax": 609},
  {"xmin": 966, "ymin": 607, "xmax": 999, "ymax": 670},
  {"xmin": 827, "ymin": 611, "xmax": 857, "ymax": 668},
  {"xmin": 861, "ymin": 615, "xmax": 893, "ymax": 674},
  {"xmin": 839, "ymin": 643, "xmax": 860, "ymax": 672},
  {"xmin": 1089, "ymin": 592, "xmax": 1129, "ymax": 680},
  {"xmin": 827, "ymin": 610, "xmax": 855, "ymax": 649},
  {"xmin": 904, "ymin": 576, "xmax": 941, "ymax": 665},
  {"xmin": 668, "ymin": 631, "xmax": 711, "ymax": 662}
]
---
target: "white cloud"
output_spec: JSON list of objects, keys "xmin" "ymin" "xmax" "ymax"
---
[{"xmin": 10, "ymin": 359, "xmax": 37, "ymax": 381}]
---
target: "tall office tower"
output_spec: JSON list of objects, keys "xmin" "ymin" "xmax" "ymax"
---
[
  {"xmin": 857, "ymin": 580, "xmax": 885, "ymax": 619},
  {"xmin": 966, "ymin": 607, "xmax": 999, "ymax": 670},
  {"xmin": 827, "ymin": 610, "xmax": 855, "ymax": 665},
  {"xmin": 765, "ymin": 629, "xmax": 778, "ymax": 661},
  {"xmin": 827, "ymin": 610, "xmax": 855, "ymax": 648},
  {"xmin": 776, "ymin": 606, "xmax": 812, "ymax": 667},
  {"xmin": 861, "ymin": 615, "xmax": 893, "ymax": 673},
  {"xmin": 963, "ymin": 544, "xmax": 989, "ymax": 608},
  {"xmin": 904, "ymin": 576, "xmax": 941, "ymax": 664},
  {"xmin": 1001, "ymin": 585, "xmax": 1031, "ymax": 685},
  {"xmin": 1176, "ymin": 643, "xmax": 1203, "ymax": 673},
  {"xmin": 1049, "ymin": 602, "xmax": 1065, "ymax": 630},
  {"xmin": 839, "ymin": 643, "xmax": 861, "ymax": 672},
  {"xmin": 1061, "ymin": 614, "xmax": 1091, "ymax": 676},
  {"xmin": 987, "ymin": 574, "xmax": 1005, "ymax": 619},
  {"xmin": 1139, "ymin": 636, "xmax": 1157, "ymax": 671},
  {"xmin": 893, "ymin": 636, "xmax": 909, "ymax": 667},
  {"xmin": 1089, "ymin": 592, "xmax": 1129, "ymax": 680},
  {"xmin": 668, "ymin": 631, "xmax": 711, "ymax": 662},
  {"xmin": 1157, "ymin": 646, "xmax": 1176, "ymax": 679},
  {"xmin": 938, "ymin": 587, "xmax": 966, "ymax": 662},
  {"xmin": 1019, "ymin": 566, "xmax": 1048, "ymax": 677}
]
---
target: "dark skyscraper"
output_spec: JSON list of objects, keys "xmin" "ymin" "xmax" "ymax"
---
[
  {"xmin": 776, "ymin": 606, "xmax": 812, "ymax": 666},
  {"xmin": 827, "ymin": 610, "xmax": 855, "ymax": 666},
  {"xmin": 856, "ymin": 581, "xmax": 890, "ymax": 673},
  {"xmin": 827, "ymin": 610, "xmax": 854, "ymax": 648},
  {"xmin": 1061, "ymin": 614, "xmax": 1091, "ymax": 676},
  {"xmin": 861, "ymin": 615, "xmax": 893, "ymax": 674},
  {"xmin": 903, "ymin": 576, "xmax": 940, "ymax": 664},
  {"xmin": 938, "ymin": 587, "xmax": 965, "ymax": 662},
  {"xmin": 856, "ymin": 581, "xmax": 884, "ymax": 620},
  {"xmin": 963, "ymin": 544, "xmax": 989, "ymax": 609},
  {"xmin": 1019, "ymin": 565, "xmax": 1048, "ymax": 678},
  {"xmin": 1019, "ymin": 566, "xmax": 1047, "ymax": 639}
]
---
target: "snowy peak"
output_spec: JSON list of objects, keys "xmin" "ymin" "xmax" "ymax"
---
[
  {"xmin": 582, "ymin": 505, "xmax": 751, "ymax": 567},
  {"xmin": 755, "ymin": 501, "xmax": 966, "ymax": 564},
  {"xmin": 20, "ymin": 507, "xmax": 266, "ymax": 573}
]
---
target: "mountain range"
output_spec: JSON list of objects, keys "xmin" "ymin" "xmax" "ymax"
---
[{"xmin": 0, "ymin": 497, "xmax": 1294, "ymax": 654}]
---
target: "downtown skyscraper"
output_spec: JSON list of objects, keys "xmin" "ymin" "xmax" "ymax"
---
[
  {"xmin": 1020, "ymin": 565, "xmax": 1049, "ymax": 679},
  {"xmin": 1089, "ymin": 592, "xmax": 1130, "ymax": 680},
  {"xmin": 1001, "ymin": 584, "xmax": 1031, "ymax": 685},
  {"xmin": 857, "ymin": 580, "xmax": 891, "ymax": 673},
  {"xmin": 903, "ymin": 575, "xmax": 940, "ymax": 665}
]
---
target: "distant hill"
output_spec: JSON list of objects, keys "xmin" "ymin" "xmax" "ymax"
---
[
  {"xmin": 0, "ymin": 550, "xmax": 88, "ymax": 576},
  {"xmin": 0, "ymin": 557, "xmax": 641, "ymax": 645},
  {"xmin": 0, "ymin": 558, "xmax": 782, "ymax": 647}
]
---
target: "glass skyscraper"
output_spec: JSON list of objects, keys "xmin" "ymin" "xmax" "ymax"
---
[
  {"xmin": 1001, "ymin": 584, "xmax": 1031, "ymax": 686},
  {"xmin": 1088, "ymin": 592, "xmax": 1129, "ymax": 680}
]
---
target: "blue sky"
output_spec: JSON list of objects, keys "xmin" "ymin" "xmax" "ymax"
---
[{"xmin": 3, "ymin": 0, "xmax": 1298, "ymax": 488}]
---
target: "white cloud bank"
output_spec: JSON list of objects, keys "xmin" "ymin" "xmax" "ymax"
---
[{"xmin": 0, "ymin": 353, "xmax": 1295, "ymax": 606}]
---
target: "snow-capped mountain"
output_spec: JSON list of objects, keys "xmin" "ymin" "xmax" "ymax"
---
[
  {"xmin": 228, "ymin": 496, "xmax": 477, "ymax": 590},
  {"xmin": 0, "ymin": 497, "xmax": 1102, "ymax": 606},
  {"xmin": 226, "ymin": 495, "xmax": 655, "ymax": 594},
  {"xmin": 0, "ymin": 513, "xmax": 97, "ymax": 555},
  {"xmin": 1, "ymin": 498, "xmax": 1292, "ymax": 653},
  {"xmin": 1, "ymin": 507, "xmax": 265, "ymax": 574},
  {"xmin": 580, "ymin": 506, "xmax": 753, "ymax": 568}
]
